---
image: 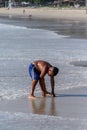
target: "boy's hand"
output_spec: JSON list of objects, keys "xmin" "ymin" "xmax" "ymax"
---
[{"xmin": 51, "ymin": 93, "xmax": 56, "ymax": 97}]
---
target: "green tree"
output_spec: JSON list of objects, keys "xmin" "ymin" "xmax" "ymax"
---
[
  {"xmin": 28, "ymin": 0, "xmax": 45, "ymax": 4},
  {"xmin": 14, "ymin": 0, "xmax": 86, "ymax": 6},
  {"xmin": 34, "ymin": 0, "xmax": 44, "ymax": 4}
]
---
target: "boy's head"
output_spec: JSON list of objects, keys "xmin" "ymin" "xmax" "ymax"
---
[{"xmin": 48, "ymin": 66, "xmax": 59, "ymax": 76}]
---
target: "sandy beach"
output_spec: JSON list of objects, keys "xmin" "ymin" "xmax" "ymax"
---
[
  {"xmin": 0, "ymin": 87, "xmax": 87, "ymax": 118},
  {"xmin": 0, "ymin": 7, "xmax": 87, "ymax": 22}
]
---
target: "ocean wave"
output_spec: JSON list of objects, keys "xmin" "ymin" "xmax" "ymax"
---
[
  {"xmin": 0, "ymin": 89, "xmax": 28, "ymax": 100},
  {"xmin": 0, "ymin": 111, "xmax": 87, "ymax": 130},
  {"xmin": 0, "ymin": 111, "xmax": 87, "ymax": 121},
  {"xmin": 0, "ymin": 23, "xmax": 27, "ymax": 30},
  {"xmin": 0, "ymin": 23, "xmax": 68, "ymax": 39}
]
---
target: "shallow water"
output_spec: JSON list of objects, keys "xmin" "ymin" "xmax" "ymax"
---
[
  {"xmin": 0, "ymin": 23, "xmax": 87, "ymax": 100},
  {"xmin": 0, "ymin": 21, "xmax": 87, "ymax": 129},
  {"xmin": 0, "ymin": 111, "xmax": 87, "ymax": 130},
  {"xmin": 0, "ymin": 17, "xmax": 87, "ymax": 39}
]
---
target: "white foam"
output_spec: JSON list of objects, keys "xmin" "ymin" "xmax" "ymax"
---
[
  {"xmin": 0, "ymin": 111, "xmax": 87, "ymax": 130},
  {"xmin": 0, "ymin": 89, "xmax": 28, "ymax": 100},
  {"xmin": 0, "ymin": 23, "xmax": 27, "ymax": 30},
  {"xmin": 0, "ymin": 23, "xmax": 68, "ymax": 39},
  {"xmin": 0, "ymin": 110, "xmax": 86, "ymax": 121}
]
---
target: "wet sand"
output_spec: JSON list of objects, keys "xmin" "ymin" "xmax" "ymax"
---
[{"xmin": 0, "ymin": 86, "xmax": 87, "ymax": 118}]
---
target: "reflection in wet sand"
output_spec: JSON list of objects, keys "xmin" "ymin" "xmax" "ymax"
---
[{"xmin": 29, "ymin": 98, "xmax": 57, "ymax": 116}]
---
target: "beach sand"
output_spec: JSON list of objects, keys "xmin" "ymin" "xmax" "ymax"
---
[
  {"xmin": 0, "ymin": 87, "xmax": 87, "ymax": 118},
  {"xmin": 0, "ymin": 7, "xmax": 87, "ymax": 23}
]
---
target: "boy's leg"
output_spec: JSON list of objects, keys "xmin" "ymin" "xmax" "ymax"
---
[
  {"xmin": 39, "ymin": 78, "xmax": 51, "ymax": 96},
  {"xmin": 29, "ymin": 80, "xmax": 38, "ymax": 99},
  {"xmin": 28, "ymin": 63, "xmax": 39, "ymax": 99}
]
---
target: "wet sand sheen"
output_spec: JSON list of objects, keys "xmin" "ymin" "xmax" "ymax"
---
[{"xmin": 0, "ymin": 87, "xmax": 87, "ymax": 118}]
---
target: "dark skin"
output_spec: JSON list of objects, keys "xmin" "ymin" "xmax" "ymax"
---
[{"xmin": 29, "ymin": 60, "xmax": 57, "ymax": 99}]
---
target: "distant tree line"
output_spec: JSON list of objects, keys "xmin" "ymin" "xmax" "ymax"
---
[
  {"xmin": 14, "ymin": 0, "xmax": 85, "ymax": 6},
  {"xmin": 0, "ymin": 0, "xmax": 85, "ymax": 7},
  {"xmin": 15, "ymin": 0, "xmax": 54, "ymax": 4}
]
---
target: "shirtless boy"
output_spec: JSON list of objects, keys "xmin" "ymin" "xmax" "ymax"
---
[{"xmin": 28, "ymin": 60, "xmax": 59, "ymax": 99}]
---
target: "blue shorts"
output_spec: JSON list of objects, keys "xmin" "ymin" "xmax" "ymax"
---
[{"xmin": 29, "ymin": 63, "xmax": 40, "ymax": 80}]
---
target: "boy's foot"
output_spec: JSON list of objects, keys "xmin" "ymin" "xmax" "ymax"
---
[
  {"xmin": 42, "ymin": 91, "xmax": 51, "ymax": 97},
  {"xmin": 28, "ymin": 95, "xmax": 36, "ymax": 99},
  {"xmin": 46, "ymin": 91, "xmax": 51, "ymax": 96}
]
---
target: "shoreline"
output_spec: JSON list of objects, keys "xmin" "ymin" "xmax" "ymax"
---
[
  {"xmin": 0, "ymin": 8, "xmax": 87, "ymax": 117},
  {"xmin": 0, "ymin": 86, "xmax": 87, "ymax": 118},
  {"xmin": 0, "ymin": 7, "xmax": 87, "ymax": 39},
  {"xmin": 0, "ymin": 7, "xmax": 87, "ymax": 23},
  {"xmin": 0, "ymin": 8, "xmax": 87, "ymax": 130}
]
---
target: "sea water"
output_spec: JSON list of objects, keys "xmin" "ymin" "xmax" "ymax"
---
[{"xmin": 0, "ymin": 23, "xmax": 87, "ymax": 129}]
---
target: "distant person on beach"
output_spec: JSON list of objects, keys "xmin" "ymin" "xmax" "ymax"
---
[{"xmin": 28, "ymin": 60, "xmax": 59, "ymax": 99}]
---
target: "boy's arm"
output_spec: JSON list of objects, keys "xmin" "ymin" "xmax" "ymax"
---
[
  {"xmin": 50, "ymin": 76, "xmax": 55, "ymax": 97},
  {"xmin": 39, "ymin": 66, "xmax": 47, "ymax": 78}
]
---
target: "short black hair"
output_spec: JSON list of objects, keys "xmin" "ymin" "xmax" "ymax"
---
[{"xmin": 52, "ymin": 67, "xmax": 59, "ymax": 76}]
